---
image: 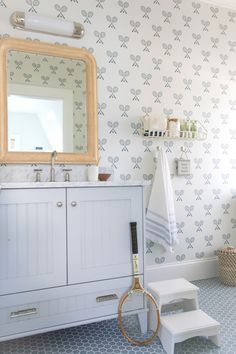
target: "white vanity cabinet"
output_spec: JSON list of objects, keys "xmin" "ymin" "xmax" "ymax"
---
[
  {"xmin": 67, "ymin": 187, "xmax": 143, "ymax": 284},
  {"xmin": 0, "ymin": 188, "xmax": 67, "ymax": 295},
  {"xmin": 0, "ymin": 184, "xmax": 145, "ymax": 342}
]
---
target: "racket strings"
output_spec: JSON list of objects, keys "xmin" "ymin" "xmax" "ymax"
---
[{"xmin": 118, "ymin": 291, "xmax": 160, "ymax": 346}]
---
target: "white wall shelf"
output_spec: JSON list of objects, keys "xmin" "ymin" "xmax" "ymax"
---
[{"xmin": 142, "ymin": 120, "xmax": 207, "ymax": 141}]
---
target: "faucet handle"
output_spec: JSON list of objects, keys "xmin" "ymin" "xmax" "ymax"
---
[
  {"xmin": 62, "ymin": 168, "xmax": 72, "ymax": 172},
  {"xmin": 62, "ymin": 168, "xmax": 72, "ymax": 182},
  {"xmin": 34, "ymin": 168, "xmax": 42, "ymax": 182}
]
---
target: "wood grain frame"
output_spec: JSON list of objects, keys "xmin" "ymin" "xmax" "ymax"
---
[{"xmin": 0, "ymin": 37, "xmax": 98, "ymax": 164}]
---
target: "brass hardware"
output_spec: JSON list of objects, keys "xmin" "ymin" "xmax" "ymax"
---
[
  {"xmin": 63, "ymin": 168, "xmax": 72, "ymax": 182},
  {"xmin": 50, "ymin": 150, "xmax": 57, "ymax": 182},
  {"xmin": 73, "ymin": 21, "xmax": 85, "ymax": 39},
  {"xmin": 10, "ymin": 11, "xmax": 25, "ymax": 30},
  {"xmin": 71, "ymin": 201, "xmax": 77, "ymax": 207},
  {"xmin": 10, "ymin": 11, "xmax": 84, "ymax": 39},
  {"xmin": 57, "ymin": 201, "xmax": 63, "ymax": 208},
  {"xmin": 10, "ymin": 308, "xmax": 37, "ymax": 318},
  {"xmin": 96, "ymin": 294, "xmax": 118, "ymax": 302},
  {"xmin": 34, "ymin": 168, "xmax": 42, "ymax": 182}
]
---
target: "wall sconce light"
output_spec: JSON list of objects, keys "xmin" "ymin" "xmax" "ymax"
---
[{"xmin": 10, "ymin": 11, "xmax": 85, "ymax": 39}]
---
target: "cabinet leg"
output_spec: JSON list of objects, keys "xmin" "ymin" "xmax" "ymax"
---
[
  {"xmin": 138, "ymin": 312, "xmax": 148, "ymax": 333},
  {"xmin": 148, "ymin": 298, "xmax": 159, "ymax": 332}
]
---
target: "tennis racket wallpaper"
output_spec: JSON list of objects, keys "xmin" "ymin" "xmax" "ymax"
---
[{"xmin": 0, "ymin": 0, "xmax": 236, "ymax": 267}]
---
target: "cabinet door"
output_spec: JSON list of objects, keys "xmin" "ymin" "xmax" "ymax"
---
[
  {"xmin": 67, "ymin": 187, "xmax": 143, "ymax": 284},
  {"xmin": 0, "ymin": 188, "xmax": 67, "ymax": 295}
]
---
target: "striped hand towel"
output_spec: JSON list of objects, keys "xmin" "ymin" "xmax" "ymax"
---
[{"xmin": 146, "ymin": 149, "xmax": 178, "ymax": 252}]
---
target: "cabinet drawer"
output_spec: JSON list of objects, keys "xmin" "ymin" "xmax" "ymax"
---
[{"xmin": 0, "ymin": 276, "xmax": 143, "ymax": 340}]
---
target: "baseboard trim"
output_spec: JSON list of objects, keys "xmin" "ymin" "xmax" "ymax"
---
[{"xmin": 146, "ymin": 257, "xmax": 219, "ymax": 283}]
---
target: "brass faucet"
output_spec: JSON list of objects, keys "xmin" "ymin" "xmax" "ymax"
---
[{"xmin": 50, "ymin": 150, "xmax": 57, "ymax": 182}]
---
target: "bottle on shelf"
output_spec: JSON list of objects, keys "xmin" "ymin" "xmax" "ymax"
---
[
  {"xmin": 190, "ymin": 120, "xmax": 197, "ymax": 138},
  {"xmin": 180, "ymin": 119, "xmax": 186, "ymax": 138},
  {"xmin": 141, "ymin": 117, "xmax": 206, "ymax": 140}
]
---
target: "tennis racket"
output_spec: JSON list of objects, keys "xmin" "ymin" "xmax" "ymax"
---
[{"xmin": 118, "ymin": 222, "xmax": 160, "ymax": 346}]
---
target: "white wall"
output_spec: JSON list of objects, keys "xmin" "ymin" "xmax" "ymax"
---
[{"xmin": 1, "ymin": 0, "xmax": 236, "ymax": 277}]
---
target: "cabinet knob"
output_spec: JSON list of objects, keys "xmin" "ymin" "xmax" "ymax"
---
[
  {"xmin": 57, "ymin": 201, "xmax": 63, "ymax": 208},
  {"xmin": 71, "ymin": 201, "xmax": 77, "ymax": 207}
]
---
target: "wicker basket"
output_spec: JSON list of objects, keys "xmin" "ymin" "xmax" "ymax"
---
[{"xmin": 217, "ymin": 247, "xmax": 236, "ymax": 286}]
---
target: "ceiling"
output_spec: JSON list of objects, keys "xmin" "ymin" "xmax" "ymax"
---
[{"xmin": 200, "ymin": 0, "xmax": 236, "ymax": 10}]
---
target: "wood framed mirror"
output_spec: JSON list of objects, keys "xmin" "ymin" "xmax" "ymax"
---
[{"xmin": 0, "ymin": 37, "xmax": 98, "ymax": 164}]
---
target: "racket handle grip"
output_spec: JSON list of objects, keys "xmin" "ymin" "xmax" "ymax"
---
[{"xmin": 130, "ymin": 222, "xmax": 138, "ymax": 254}]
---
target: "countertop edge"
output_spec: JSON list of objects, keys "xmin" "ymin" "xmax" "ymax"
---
[{"xmin": 0, "ymin": 181, "xmax": 151, "ymax": 189}]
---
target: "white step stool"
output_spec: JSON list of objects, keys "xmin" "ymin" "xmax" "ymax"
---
[
  {"xmin": 148, "ymin": 278, "xmax": 199, "ymax": 315},
  {"xmin": 159, "ymin": 309, "xmax": 220, "ymax": 354}
]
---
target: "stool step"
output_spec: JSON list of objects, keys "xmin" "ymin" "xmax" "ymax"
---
[
  {"xmin": 161, "ymin": 309, "xmax": 220, "ymax": 334},
  {"xmin": 159, "ymin": 310, "xmax": 220, "ymax": 354},
  {"xmin": 148, "ymin": 278, "xmax": 199, "ymax": 313},
  {"xmin": 148, "ymin": 278, "xmax": 199, "ymax": 298}
]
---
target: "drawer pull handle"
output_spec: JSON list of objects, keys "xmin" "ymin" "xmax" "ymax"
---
[
  {"xmin": 57, "ymin": 201, "xmax": 63, "ymax": 208},
  {"xmin": 71, "ymin": 201, "xmax": 77, "ymax": 207},
  {"xmin": 10, "ymin": 308, "xmax": 37, "ymax": 318},
  {"xmin": 96, "ymin": 294, "xmax": 118, "ymax": 302}
]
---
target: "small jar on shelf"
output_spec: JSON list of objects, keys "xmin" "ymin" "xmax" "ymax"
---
[{"xmin": 167, "ymin": 118, "xmax": 180, "ymax": 137}]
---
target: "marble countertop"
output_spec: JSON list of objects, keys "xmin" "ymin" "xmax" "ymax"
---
[{"xmin": 0, "ymin": 180, "xmax": 150, "ymax": 189}]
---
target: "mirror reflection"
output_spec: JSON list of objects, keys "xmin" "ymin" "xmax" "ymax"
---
[{"xmin": 7, "ymin": 50, "xmax": 88, "ymax": 153}]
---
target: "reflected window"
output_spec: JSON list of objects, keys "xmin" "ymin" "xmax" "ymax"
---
[{"xmin": 8, "ymin": 84, "xmax": 73, "ymax": 152}]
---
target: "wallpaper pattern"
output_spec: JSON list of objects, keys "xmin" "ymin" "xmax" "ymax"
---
[{"xmin": 0, "ymin": 0, "xmax": 236, "ymax": 265}]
